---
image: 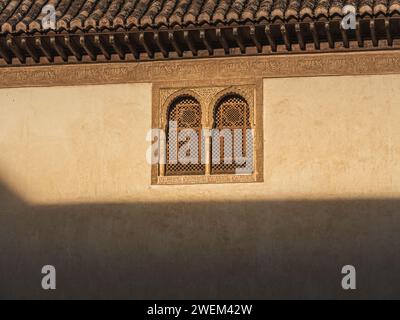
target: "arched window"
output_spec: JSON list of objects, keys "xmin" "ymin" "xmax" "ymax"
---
[
  {"xmin": 211, "ymin": 94, "xmax": 253, "ymax": 174},
  {"xmin": 165, "ymin": 95, "xmax": 205, "ymax": 176}
]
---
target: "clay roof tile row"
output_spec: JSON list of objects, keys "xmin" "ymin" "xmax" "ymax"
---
[{"xmin": 1, "ymin": 0, "xmax": 400, "ymax": 34}]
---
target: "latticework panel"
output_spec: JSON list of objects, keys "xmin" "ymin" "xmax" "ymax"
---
[
  {"xmin": 165, "ymin": 96, "xmax": 205, "ymax": 176},
  {"xmin": 211, "ymin": 94, "xmax": 253, "ymax": 175}
]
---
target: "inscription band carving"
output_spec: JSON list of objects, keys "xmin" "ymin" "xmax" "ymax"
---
[{"xmin": 0, "ymin": 51, "xmax": 399, "ymax": 89}]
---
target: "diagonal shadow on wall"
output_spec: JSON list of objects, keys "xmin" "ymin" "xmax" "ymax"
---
[{"xmin": 0, "ymin": 180, "xmax": 400, "ymax": 300}]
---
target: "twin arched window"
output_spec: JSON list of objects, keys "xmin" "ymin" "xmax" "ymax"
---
[{"xmin": 162, "ymin": 92, "xmax": 253, "ymax": 177}]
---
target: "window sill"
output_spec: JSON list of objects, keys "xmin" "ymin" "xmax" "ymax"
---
[{"xmin": 154, "ymin": 173, "xmax": 262, "ymax": 185}]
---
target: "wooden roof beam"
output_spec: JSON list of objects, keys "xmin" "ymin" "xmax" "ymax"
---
[
  {"xmin": 139, "ymin": 33, "xmax": 154, "ymax": 59},
  {"xmin": 21, "ymin": 37, "xmax": 40, "ymax": 63},
  {"xmin": 7, "ymin": 36, "xmax": 25, "ymax": 63},
  {"xmin": 169, "ymin": 31, "xmax": 183, "ymax": 57},
  {"xmin": 249, "ymin": 26, "xmax": 262, "ymax": 53},
  {"xmin": 94, "ymin": 35, "xmax": 111, "ymax": 60},
  {"xmin": 0, "ymin": 38, "xmax": 11, "ymax": 64},
  {"xmin": 184, "ymin": 30, "xmax": 197, "ymax": 56},
  {"xmin": 295, "ymin": 23, "xmax": 305, "ymax": 50},
  {"xmin": 110, "ymin": 34, "xmax": 125, "ymax": 60},
  {"xmin": 80, "ymin": 35, "xmax": 97, "ymax": 61},
  {"xmin": 64, "ymin": 35, "xmax": 82, "ymax": 61},
  {"xmin": 370, "ymin": 19, "xmax": 378, "ymax": 47},
  {"xmin": 216, "ymin": 28, "xmax": 229, "ymax": 54},
  {"xmin": 233, "ymin": 27, "xmax": 245, "ymax": 54},
  {"xmin": 280, "ymin": 24, "xmax": 291, "ymax": 51},
  {"xmin": 200, "ymin": 30, "xmax": 213, "ymax": 55},
  {"xmin": 123, "ymin": 34, "xmax": 139, "ymax": 59},
  {"xmin": 385, "ymin": 19, "xmax": 393, "ymax": 46},
  {"xmin": 36, "ymin": 36, "xmax": 54, "ymax": 63},
  {"xmin": 50, "ymin": 35, "xmax": 68, "ymax": 62},
  {"xmin": 355, "ymin": 21, "xmax": 363, "ymax": 47},
  {"xmin": 325, "ymin": 22, "xmax": 334, "ymax": 49},
  {"xmin": 340, "ymin": 27, "xmax": 349, "ymax": 48},
  {"xmin": 310, "ymin": 22, "xmax": 320, "ymax": 50},
  {"xmin": 154, "ymin": 32, "xmax": 168, "ymax": 58},
  {"xmin": 265, "ymin": 25, "xmax": 276, "ymax": 52}
]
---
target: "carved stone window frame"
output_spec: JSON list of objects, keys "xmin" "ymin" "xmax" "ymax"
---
[{"xmin": 152, "ymin": 79, "xmax": 264, "ymax": 185}]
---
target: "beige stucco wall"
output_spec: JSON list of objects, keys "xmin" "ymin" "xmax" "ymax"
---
[
  {"xmin": 2, "ymin": 73, "xmax": 400, "ymax": 299},
  {"xmin": 0, "ymin": 75, "xmax": 399, "ymax": 205},
  {"xmin": 0, "ymin": 83, "xmax": 152, "ymax": 204},
  {"xmin": 263, "ymin": 75, "xmax": 400, "ymax": 198}
]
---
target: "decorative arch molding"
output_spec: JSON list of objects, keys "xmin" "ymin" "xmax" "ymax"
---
[
  {"xmin": 161, "ymin": 89, "xmax": 203, "ymax": 128},
  {"xmin": 209, "ymin": 87, "xmax": 255, "ymax": 128}
]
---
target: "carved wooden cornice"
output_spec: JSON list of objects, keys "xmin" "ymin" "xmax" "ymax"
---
[{"xmin": 1, "ymin": 17, "xmax": 400, "ymax": 66}]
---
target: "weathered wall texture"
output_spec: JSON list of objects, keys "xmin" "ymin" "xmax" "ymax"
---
[{"xmin": 1, "ymin": 75, "xmax": 400, "ymax": 299}]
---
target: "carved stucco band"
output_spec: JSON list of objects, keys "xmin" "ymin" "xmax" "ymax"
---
[{"xmin": 0, "ymin": 51, "xmax": 400, "ymax": 89}]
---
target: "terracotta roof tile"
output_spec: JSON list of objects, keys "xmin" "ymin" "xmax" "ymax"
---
[
  {"xmin": 168, "ymin": 0, "xmax": 190, "ymax": 25},
  {"xmin": 0, "ymin": 0, "xmax": 398, "ymax": 66},
  {"xmin": 241, "ymin": 0, "xmax": 259, "ymax": 20},
  {"xmin": 0, "ymin": 0, "xmax": 398, "ymax": 33}
]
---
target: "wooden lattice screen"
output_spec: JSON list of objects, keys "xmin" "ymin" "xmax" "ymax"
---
[
  {"xmin": 211, "ymin": 94, "xmax": 252, "ymax": 174},
  {"xmin": 166, "ymin": 96, "xmax": 205, "ymax": 176}
]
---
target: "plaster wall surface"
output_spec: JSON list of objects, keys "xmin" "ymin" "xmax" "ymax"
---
[
  {"xmin": 0, "ymin": 76, "xmax": 398, "ymax": 204},
  {"xmin": 0, "ymin": 75, "xmax": 400, "ymax": 299}
]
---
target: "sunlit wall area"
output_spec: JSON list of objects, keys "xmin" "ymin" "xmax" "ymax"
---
[{"xmin": 0, "ymin": 75, "xmax": 399, "ymax": 205}]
